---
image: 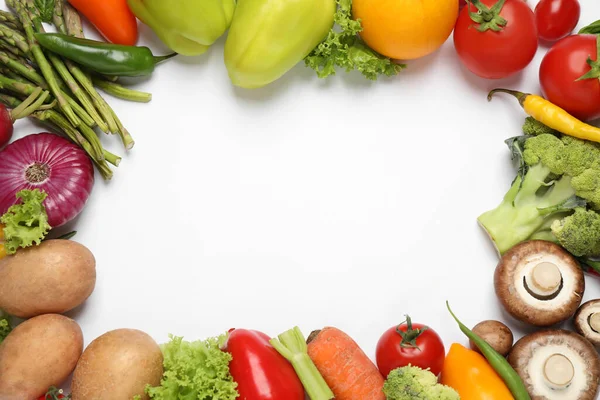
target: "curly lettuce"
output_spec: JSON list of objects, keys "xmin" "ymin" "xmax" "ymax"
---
[
  {"xmin": 145, "ymin": 334, "xmax": 239, "ymax": 400},
  {"xmin": 1, "ymin": 189, "xmax": 51, "ymax": 255},
  {"xmin": 305, "ymin": 0, "xmax": 404, "ymax": 80},
  {"xmin": 0, "ymin": 310, "xmax": 11, "ymax": 344}
]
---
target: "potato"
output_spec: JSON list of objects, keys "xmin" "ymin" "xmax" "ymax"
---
[
  {"xmin": 72, "ymin": 329, "xmax": 164, "ymax": 400},
  {"xmin": 0, "ymin": 239, "xmax": 96, "ymax": 318},
  {"xmin": 0, "ymin": 314, "xmax": 83, "ymax": 400}
]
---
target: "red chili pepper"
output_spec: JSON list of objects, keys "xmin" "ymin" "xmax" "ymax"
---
[{"xmin": 224, "ymin": 329, "xmax": 304, "ymax": 400}]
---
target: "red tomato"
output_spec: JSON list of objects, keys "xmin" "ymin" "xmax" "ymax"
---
[
  {"xmin": 376, "ymin": 316, "xmax": 445, "ymax": 378},
  {"xmin": 540, "ymin": 35, "xmax": 600, "ymax": 121},
  {"xmin": 454, "ymin": 0, "xmax": 538, "ymax": 79},
  {"xmin": 535, "ymin": 0, "xmax": 580, "ymax": 42}
]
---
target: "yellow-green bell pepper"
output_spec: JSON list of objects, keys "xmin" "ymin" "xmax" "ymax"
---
[
  {"xmin": 224, "ymin": 0, "xmax": 336, "ymax": 89},
  {"xmin": 127, "ymin": 0, "xmax": 236, "ymax": 56}
]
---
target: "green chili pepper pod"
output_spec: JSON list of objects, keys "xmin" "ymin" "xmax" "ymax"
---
[{"xmin": 34, "ymin": 33, "xmax": 177, "ymax": 77}]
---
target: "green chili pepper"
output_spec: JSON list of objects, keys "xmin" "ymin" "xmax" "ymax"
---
[
  {"xmin": 34, "ymin": 33, "xmax": 176, "ymax": 77},
  {"xmin": 446, "ymin": 302, "xmax": 532, "ymax": 400}
]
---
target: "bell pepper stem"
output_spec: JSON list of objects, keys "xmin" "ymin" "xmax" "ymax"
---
[{"xmin": 271, "ymin": 327, "xmax": 334, "ymax": 400}]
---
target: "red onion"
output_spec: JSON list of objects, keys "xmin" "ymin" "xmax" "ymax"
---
[
  {"xmin": 0, "ymin": 133, "xmax": 94, "ymax": 228},
  {"xmin": 0, "ymin": 104, "xmax": 13, "ymax": 149}
]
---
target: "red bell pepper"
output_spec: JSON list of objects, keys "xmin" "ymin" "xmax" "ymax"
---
[{"xmin": 224, "ymin": 329, "xmax": 304, "ymax": 400}]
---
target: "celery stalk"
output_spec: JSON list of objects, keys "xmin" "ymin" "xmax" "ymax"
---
[{"xmin": 270, "ymin": 326, "xmax": 334, "ymax": 400}]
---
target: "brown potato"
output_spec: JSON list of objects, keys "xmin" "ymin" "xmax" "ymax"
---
[
  {"xmin": 0, "ymin": 314, "xmax": 83, "ymax": 400},
  {"xmin": 0, "ymin": 239, "xmax": 96, "ymax": 318},
  {"xmin": 72, "ymin": 329, "xmax": 164, "ymax": 400}
]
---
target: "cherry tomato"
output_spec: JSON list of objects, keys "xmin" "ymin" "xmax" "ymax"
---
[
  {"xmin": 376, "ymin": 316, "xmax": 445, "ymax": 378},
  {"xmin": 535, "ymin": 0, "xmax": 580, "ymax": 42},
  {"xmin": 540, "ymin": 34, "xmax": 600, "ymax": 121},
  {"xmin": 454, "ymin": 0, "xmax": 538, "ymax": 79}
]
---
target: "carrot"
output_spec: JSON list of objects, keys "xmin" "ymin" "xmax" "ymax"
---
[
  {"xmin": 307, "ymin": 327, "xmax": 385, "ymax": 400},
  {"xmin": 67, "ymin": 0, "xmax": 138, "ymax": 46}
]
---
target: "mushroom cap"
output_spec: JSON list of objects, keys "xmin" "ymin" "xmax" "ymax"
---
[
  {"xmin": 574, "ymin": 299, "xmax": 600, "ymax": 347},
  {"xmin": 469, "ymin": 320, "xmax": 514, "ymax": 357},
  {"xmin": 494, "ymin": 241, "xmax": 584, "ymax": 327},
  {"xmin": 508, "ymin": 329, "xmax": 600, "ymax": 400}
]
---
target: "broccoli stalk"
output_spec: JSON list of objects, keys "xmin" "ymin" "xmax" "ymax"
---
[
  {"xmin": 383, "ymin": 366, "xmax": 459, "ymax": 400},
  {"xmin": 479, "ymin": 118, "xmax": 600, "ymax": 258}
]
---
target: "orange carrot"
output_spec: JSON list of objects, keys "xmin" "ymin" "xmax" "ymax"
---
[
  {"xmin": 67, "ymin": 0, "xmax": 138, "ymax": 46},
  {"xmin": 307, "ymin": 327, "xmax": 385, "ymax": 400}
]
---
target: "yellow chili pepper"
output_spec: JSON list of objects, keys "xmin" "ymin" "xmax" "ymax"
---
[
  {"xmin": 441, "ymin": 343, "xmax": 514, "ymax": 400},
  {"xmin": 488, "ymin": 88, "xmax": 600, "ymax": 144}
]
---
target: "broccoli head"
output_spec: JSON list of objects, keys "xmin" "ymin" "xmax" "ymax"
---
[
  {"xmin": 479, "ymin": 118, "xmax": 600, "ymax": 260},
  {"xmin": 383, "ymin": 366, "xmax": 459, "ymax": 400},
  {"xmin": 0, "ymin": 310, "xmax": 11, "ymax": 344}
]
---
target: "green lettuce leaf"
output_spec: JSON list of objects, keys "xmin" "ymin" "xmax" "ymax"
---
[
  {"xmin": 1, "ymin": 189, "xmax": 51, "ymax": 255},
  {"xmin": 146, "ymin": 334, "xmax": 239, "ymax": 400},
  {"xmin": 0, "ymin": 310, "xmax": 11, "ymax": 345},
  {"xmin": 305, "ymin": 0, "xmax": 405, "ymax": 80}
]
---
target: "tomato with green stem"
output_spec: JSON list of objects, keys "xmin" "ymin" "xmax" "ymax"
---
[
  {"xmin": 454, "ymin": 0, "xmax": 538, "ymax": 79},
  {"xmin": 375, "ymin": 315, "xmax": 445, "ymax": 377},
  {"xmin": 38, "ymin": 387, "xmax": 69, "ymax": 400},
  {"xmin": 540, "ymin": 34, "xmax": 600, "ymax": 121}
]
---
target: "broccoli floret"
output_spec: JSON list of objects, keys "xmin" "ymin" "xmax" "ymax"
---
[
  {"xmin": 479, "ymin": 119, "xmax": 600, "ymax": 256},
  {"xmin": 523, "ymin": 117, "xmax": 558, "ymax": 136},
  {"xmin": 383, "ymin": 366, "xmax": 459, "ymax": 400}
]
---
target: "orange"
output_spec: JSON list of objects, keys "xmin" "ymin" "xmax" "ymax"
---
[{"xmin": 352, "ymin": 0, "xmax": 459, "ymax": 60}]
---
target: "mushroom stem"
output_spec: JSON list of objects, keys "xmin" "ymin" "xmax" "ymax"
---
[
  {"xmin": 524, "ymin": 262, "xmax": 563, "ymax": 300},
  {"xmin": 589, "ymin": 313, "xmax": 600, "ymax": 333},
  {"xmin": 544, "ymin": 354, "xmax": 575, "ymax": 388}
]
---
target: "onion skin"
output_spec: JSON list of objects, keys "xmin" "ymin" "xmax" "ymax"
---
[
  {"xmin": 0, "ymin": 104, "xmax": 13, "ymax": 149},
  {"xmin": 0, "ymin": 133, "xmax": 94, "ymax": 228}
]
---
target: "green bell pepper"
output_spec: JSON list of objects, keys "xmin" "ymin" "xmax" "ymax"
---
[
  {"xmin": 224, "ymin": 0, "xmax": 336, "ymax": 89},
  {"xmin": 127, "ymin": 0, "xmax": 236, "ymax": 56}
]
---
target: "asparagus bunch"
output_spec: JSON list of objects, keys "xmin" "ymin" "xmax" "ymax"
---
[{"xmin": 0, "ymin": 0, "xmax": 151, "ymax": 179}]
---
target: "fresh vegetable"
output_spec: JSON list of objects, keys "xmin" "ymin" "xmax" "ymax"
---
[
  {"xmin": 0, "ymin": 314, "xmax": 83, "ymax": 400},
  {"xmin": 446, "ymin": 303, "xmax": 531, "ymax": 400},
  {"xmin": 0, "ymin": 309, "xmax": 11, "ymax": 345},
  {"xmin": 352, "ymin": 0, "xmax": 458, "ymax": 60},
  {"xmin": 477, "ymin": 114, "xmax": 600, "ymax": 262},
  {"xmin": 38, "ymin": 387, "xmax": 70, "ymax": 400},
  {"xmin": 0, "ymin": 239, "xmax": 96, "ymax": 318},
  {"xmin": 508, "ymin": 329, "xmax": 600, "ymax": 399},
  {"xmin": 0, "ymin": 87, "xmax": 51, "ymax": 148},
  {"xmin": 307, "ymin": 327, "xmax": 385, "ymax": 400},
  {"xmin": 534, "ymin": 0, "xmax": 580, "ymax": 42},
  {"xmin": 270, "ymin": 326, "xmax": 334, "ymax": 400},
  {"xmin": 35, "ymin": 33, "xmax": 176, "ymax": 77},
  {"xmin": 383, "ymin": 366, "xmax": 459, "ymax": 400},
  {"xmin": 67, "ymin": 0, "xmax": 138, "ymax": 45},
  {"xmin": 144, "ymin": 334, "xmax": 238, "ymax": 400},
  {"xmin": 494, "ymin": 240, "xmax": 584, "ymax": 326},
  {"xmin": 454, "ymin": 0, "xmax": 538, "ymax": 79},
  {"xmin": 0, "ymin": 189, "xmax": 51, "ymax": 255},
  {"xmin": 574, "ymin": 299, "xmax": 600, "ymax": 346},
  {"xmin": 71, "ymin": 329, "xmax": 163, "ymax": 400},
  {"xmin": 470, "ymin": 320, "xmax": 513, "ymax": 357},
  {"xmin": 304, "ymin": 0, "xmax": 404, "ymax": 80},
  {"xmin": 376, "ymin": 315, "xmax": 445, "ymax": 378},
  {"xmin": 224, "ymin": 328, "xmax": 303, "ymax": 400},
  {"xmin": 539, "ymin": 34, "xmax": 600, "ymax": 121},
  {"xmin": 127, "ymin": 0, "xmax": 235, "ymax": 56},
  {"xmin": 0, "ymin": 0, "xmax": 138, "ymax": 178},
  {"xmin": 224, "ymin": 0, "xmax": 335, "ymax": 89},
  {"xmin": 440, "ymin": 343, "xmax": 514, "ymax": 399},
  {"xmin": 0, "ymin": 133, "xmax": 94, "ymax": 228}
]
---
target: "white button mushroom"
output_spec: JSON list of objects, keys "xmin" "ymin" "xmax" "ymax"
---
[
  {"xmin": 494, "ymin": 241, "xmax": 585, "ymax": 326},
  {"xmin": 508, "ymin": 329, "xmax": 600, "ymax": 400},
  {"xmin": 574, "ymin": 299, "xmax": 600, "ymax": 347}
]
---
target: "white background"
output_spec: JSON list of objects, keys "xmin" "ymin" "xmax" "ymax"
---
[{"xmin": 7, "ymin": 0, "xmax": 600, "ymax": 387}]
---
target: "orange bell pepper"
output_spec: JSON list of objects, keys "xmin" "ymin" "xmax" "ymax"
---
[
  {"xmin": 0, "ymin": 224, "xmax": 5, "ymax": 260},
  {"xmin": 441, "ymin": 343, "xmax": 514, "ymax": 400},
  {"xmin": 68, "ymin": 0, "xmax": 138, "ymax": 46}
]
